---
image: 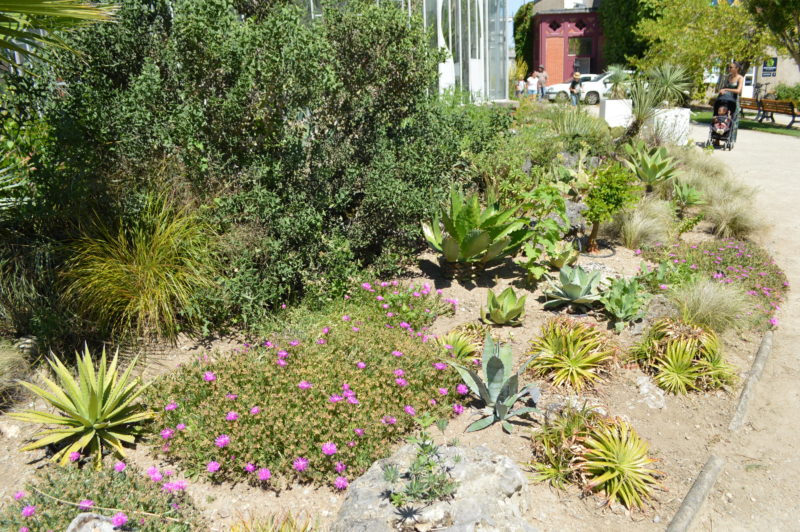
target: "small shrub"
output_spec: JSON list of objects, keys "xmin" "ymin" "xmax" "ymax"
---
[
  {"xmin": 480, "ymin": 287, "xmax": 526, "ymax": 326},
  {"xmin": 584, "ymin": 163, "xmax": 639, "ymax": 252},
  {"xmin": 633, "ymin": 318, "xmax": 736, "ymax": 394},
  {"xmin": 543, "ymin": 107, "xmax": 613, "ymax": 156},
  {"xmin": 11, "ymin": 346, "xmax": 152, "ymax": 468},
  {"xmin": 148, "ymin": 282, "xmax": 462, "ymax": 490},
  {"xmin": 63, "ymin": 193, "xmax": 217, "ymax": 342},
  {"xmin": 607, "ymin": 197, "xmax": 674, "ymax": 249},
  {"xmin": 516, "ymin": 184, "xmax": 569, "ymax": 283},
  {"xmin": 383, "ymin": 431, "xmax": 458, "ymax": 507},
  {"xmin": 0, "ymin": 342, "xmax": 29, "ymax": 408},
  {"xmin": 528, "ymin": 318, "xmax": 615, "ymax": 391},
  {"xmin": 530, "ymin": 407, "xmax": 660, "ymax": 509},
  {"xmin": 0, "ymin": 462, "xmax": 203, "ymax": 531},
  {"xmin": 668, "ymin": 277, "xmax": 750, "ymax": 332},
  {"xmin": 600, "ymin": 277, "xmax": 650, "ymax": 332},
  {"xmin": 450, "ymin": 334, "xmax": 539, "ymax": 433},
  {"xmin": 577, "ymin": 420, "xmax": 660, "ymax": 509},
  {"xmin": 702, "ymin": 185, "xmax": 764, "ymax": 238}
]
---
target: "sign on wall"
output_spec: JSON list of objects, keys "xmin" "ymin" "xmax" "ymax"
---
[{"xmin": 762, "ymin": 57, "xmax": 777, "ymax": 77}]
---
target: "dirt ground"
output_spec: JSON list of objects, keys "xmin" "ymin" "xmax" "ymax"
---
[{"xmin": 0, "ymin": 122, "xmax": 795, "ymax": 531}]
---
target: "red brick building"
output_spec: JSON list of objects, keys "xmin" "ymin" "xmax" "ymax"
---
[{"xmin": 529, "ymin": 0, "xmax": 605, "ymax": 83}]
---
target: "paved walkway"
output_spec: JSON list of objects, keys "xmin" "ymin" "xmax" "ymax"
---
[{"xmin": 687, "ymin": 123, "xmax": 800, "ymax": 530}]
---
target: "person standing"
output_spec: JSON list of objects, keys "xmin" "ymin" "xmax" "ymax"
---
[
  {"xmin": 515, "ymin": 78, "xmax": 526, "ymax": 98},
  {"xmin": 535, "ymin": 65, "xmax": 548, "ymax": 100},
  {"xmin": 569, "ymin": 72, "xmax": 582, "ymax": 106},
  {"xmin": 526, "ymin": 72, "xmax": 538, "ymax": 99}
]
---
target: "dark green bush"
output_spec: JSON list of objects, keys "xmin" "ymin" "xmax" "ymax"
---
[
  {"xmin": 146, "ymin": 282, "xmax": 463, "ymax": 490},
  {"xmin": 0, "ymin": 462, "xmax": 203, "ymax": 531},
  {"xmin": 1, "ymin": 0, "xmax": 508, "ymax": 343},
  {"xmin": 775, "ymin": 83, "xmax": 800, "ymax": 104}
]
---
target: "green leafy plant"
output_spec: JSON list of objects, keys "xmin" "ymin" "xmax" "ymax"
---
[
  {"xmin": 623, "ymin": 141, "xmax": 678, "ymax": 193},
  {"xmin": 633, "ymin": 318, "xmax": 736, "ymax": 394},
  {"xmin": 648, "ymin": 63, "xmax": 691, "ymax": 107},
  {"xmin": 577, "ymin": 420, "xmax": 660, "ymax": 509},
  {"xmin": 600, "ymin": 277, "xmax": 650, "ymax": 332},
  {"xmin": 449, "ymin": 334, "xmax": 539, "ymax": 433},
  {"xmin": 543, "ymin": 266, "xmax": 604, "ymax": 311},
  {"xmin": 672, "ymin": 180, "xmax": 705, "ymax": 217},
  {"xmin": 544, "ymin": 107, "xmax": 613, "ymax": 156},
  {"xmin": 605, "ymin": 64, "xmax": 632, "ymax": 99},
  {"xmin": 480, "ymin": 287, "xmax": 527, "ymax": 326},
  {"xmin": 515, "ymin": 184, "xmax": 569, "ymax": 283},
  {"xmin": 626, "ymin": 78, "xmax": 665, "ymax": 138},
  {"xmin": 422, "ymin": 185, "xmax": 533, "ymax": 278},
  {"xmin": 584, "ymin": 163, "xmax": 638, "ymax": 252},
  {"xmin": 435, "ymin": 331, "xmax": 479, "ymax": 362},
  {"xmin": 63, "ymin": 193, "xmax": 217, "ymax": 343},
  {"xmin": 546, "ymin": 241, "xmax": 580, "ymax": 270},
  {"xmin": 383, "ymin": 431, "xmax": 458, "ymax": 507},
  {"xmin": 528, "ymin": 318, "xmax": 615, "ymax": 391},
  {"xmin": 11, "ymin": 346, "xmax": 152, "ymax": 468}
]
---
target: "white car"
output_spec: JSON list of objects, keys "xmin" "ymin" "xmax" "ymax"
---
[{"xmin": 545, "ymin": 71, "xmax": 623, "ymax": 105}]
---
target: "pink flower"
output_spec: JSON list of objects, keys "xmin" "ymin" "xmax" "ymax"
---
[
  {"xmin": 289, "ymin": 340, "xmax": 300, "ymax": 346},
  {"xmin": 19, "ymin": 527, "xmax": 29, "ymax": 532},
  {"xmin": 362, "ymin": 282, "xmax": 372, "ymax": 290},
  {"xmin": 114, "ymin": 461, "xmax": 126, "ymax": 472},
  {"xmin": 111, "ymin": 513, "xmax": 128, "ymax": 527},
  {"xmin": 659, "ymin": 284, "xmax": 668, "ymax": 290},
  {"xmin": 317, "ymin": 339, "xmax": 327, "ymax": 345},
  {"xmin": 438, "ymin": 388, "xmax": 448, "ymax": 395},
  {"xmin": 322, "ymin": 327, "xmax": 330, "ymax": 334},
  {"xmin": 394, "ymin": 369, "xmax": 405, "ymax": 377},
  {"xmin": 162, "ymin": 480, "xmax": 188, "ymax": 492},
  {"xmin": 226, "ymin": 411, "xmax": 239, "ymax": 421},
  {"xmin": 21, "ymin": 506, "xmax": 35, "ymax": 518},
  {"xmin": 382, "ymin": 303, "xmax": 390, "ymax": 309},
  {"xmin": 257, "ymin": 468, "xmax": 271, "ymax": 481},
  {"xmin": 399, "ymin": 322, "xmax": 410, "ymax": 329},
  {"xmin": 395, "ymin": 378, "xmax": 408, "ymax": 386},
  {"xmin": 150, "ymin": 471, "xmax": 163, "ymax": 482},
  {"xmin": 13, "ymin": 491, "xmax": 25, "ymax": 501},
  {"xmin": 69, "ymin": 451, "xmax": 81, "ymax": 462},
  {"xmin": 354, "ymin": 428, "xmax": 364, "ymax": 436},
  {"xmin": 276, "ymin": 359, "xmax": 287, "ymax": 367},
  {"xmin": 769, "ymin": 317, "xmax": 779, "ymax": 327},
  {"xmin": 391, "ymin": 350, "xmax": 404, "ymax": 357},
  {"xmin": 322, "ymin": 442, "xmax": 337, "ymax": 455},
  {"xmin": 404, "ymin": 405, "xmax": 416, "ymax": 416},
  {"xmin": 453, "ymin": 403, "xmax": 464, "ymax": 415},
  {"xmin": 334, "ymin": 476, "xmax": 349, "ymax": 490},
  {"xmin": 433, "ymin": 362, "xmax": 447, "ymax": 370},
  {"xmin": 342, "ymin": 315, "xmax": 351, "ymax": 321},
  {"xmin": 161, "ymin": 428, "xmax": 175, "ymax": 440},
  {"xmin": 176, "ymin": 423, "xmax": 186, "ymax": 431},
  {"xmin": 381, "ymin": 416, "xmax": 396, "ymax": 425},
  {"xmin": 215, "ymin": 434, "xmax": 231, "ymax": 448},
  {"xmin": 277, "ymin": 350, "xmax": 289, "ymax": 358},
  {"xmin": 250, "ymin": 406, "xmax": 261, "ymax": 415},
  {"xmin": 356, "ymin": 362, "xmax": 366, "ymax": 369},
  {"xmin": 226, "ymin": 393, "xmax": 238, "ymax": 400},
  {"xmin": 347, "ymin": 440, "xmax": 356, "ymax": 447},
  {"xmin": 147, "ymin": 466, "xmax": 159, "ymax": 476},
  {"xmin": 386, "ymin": 312, "xmax": 395, "ymax": 317},
  {"xmin": 298, "ymin": 380, "xmax": 312, "ymax": 389},
  {"xmin": 244, "ymin": 463, "xmax": 256, "ymax": 472},
  {"xmin": 207, "ymin": 461, "xmax": 220, "ymax": 473},
  {"xmin": 429, "ymin": 399, "xmax": 437, "ymax": 405},
  {"xmin": 351, "ymin": 326, "xmax": 360, "ymax": 332},
  {"xmin": 376, "ymin": 296, "xmax": 385, "ymax": 301},
  {"xmin": 280, "ymin": 303, "xmax": 287, "ymax": 309},
  {"xmin": 293, "ymin": 457, "xmax": 309, "ymax": 472},
  {"xmin": 335, "ymin": 461, "xmax": 347, "ymax": 473},
  {"xmin": 329, "ymin": 394, "xmax": 343, "ymax": 403},
  {"xmin": 165, "ymin": 402, "xmax": 178, "ymax": 411},
  {"xmin": 203, "ymin": 371, "xmax": 216, "ymax": 382}
]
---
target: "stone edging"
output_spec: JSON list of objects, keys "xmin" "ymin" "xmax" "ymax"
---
[{"xmin": 666, "ymin": 331, "xmax": 774, "ymax": 531}]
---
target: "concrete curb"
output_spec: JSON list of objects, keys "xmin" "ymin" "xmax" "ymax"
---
[
  {"xmin": 729, "ymin": 331, "xmax": 774, "ymax": 431},
  {"xmin": 667, "ymin": 331, "xmax": 774, "ymax": 530},
  {"xmin": 666, "ymin": 454, "xmax": 725, "ymax": 532}
]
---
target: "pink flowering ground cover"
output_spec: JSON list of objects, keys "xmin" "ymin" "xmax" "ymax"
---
[
  {"xmin": 645, "ymin": 239, "xmax": 788, "ymax": 329},
  {"xmin": 0, "ymin": 462, "xmax": 202, "ymax": 531},
  {"xmin": 147, "ymin": 282, "xmax": 464, "ymax": 490}
]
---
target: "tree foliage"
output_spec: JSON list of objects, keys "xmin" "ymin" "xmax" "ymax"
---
[
  {"xmin": 633, "ymin": 0, "xmax": 774, "ymax": 88},
  {"xmin": 513, "ymin": 2, "xmax": 537, "ymax": 76},
  {"xmin": 744, "ymin": 0, "xmax": 800, "ymax": 70},
  {"xmin": 599, "ymin": 0, "xmax": 654, "ymax": 65}
]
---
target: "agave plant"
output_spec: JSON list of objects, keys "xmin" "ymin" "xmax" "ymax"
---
[
  {"xmin": 647, "ymin": 63, "xmax": 690, "ymax": 107},
  {"xmin": 449, "ymin": 333, "xmax": 539, "ymax": 433},
  {"xmin": 480, "ymin": 287, "xmax": 527, "ymax": 326},
  {"xmin": 623, "ymin": 141, "xmax": 678, "ymax": 192},
  {"xmin": 672, "ymin": 181, "xmax": 705, "ymax": 216},
  {"xmin": 604, "ymin": 64, "xmax": 631, "ymax": 100},
  {"xmin": 653, "ymin": 339, "xmax": 700, "ymax": 394},
  {"xmin": 528, "ymin": 318, "xmax": 615, "ymax": 391},
  {"xmin": 422, "ymin": 186, "xmax": 534, "ymax": 277},
  {"xmin": 543, "ymin": 266, "xmax": 603, "ymax": 311},
  {"xmin": 600, "ymin": 277, "xmax": 649, "ymax": 332},
  {"xmin": 435, "ymin": 330, "xmax": 479, "ymax": 362},
  {"xmin": 546, "ymin": 241, "xmax": 579, "ymax": 270},
  {"xmin": 577, "ymin": 420, "xmax": 660, "ymax": 509},
  {"xmin": 11, "ymin": 346, "xmax": 152, "ymax": 468}
]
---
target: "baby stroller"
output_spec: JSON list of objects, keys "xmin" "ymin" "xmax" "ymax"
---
[{"xmin": 707, "ymin": 95, "xmax": 739, "ymax": 151}]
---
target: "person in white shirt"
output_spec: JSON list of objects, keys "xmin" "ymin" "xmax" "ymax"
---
[
  {"xmin": 515, "ymin": 78, "xmax": 526, "ymax": 98},
  {"xmin": 526, "ymin": 73, "xmax": 538, "ymax": 100}
]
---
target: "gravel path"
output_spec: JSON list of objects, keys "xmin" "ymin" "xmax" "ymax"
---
[{"xmin": 687, "ymin": 123, "xmax": 800, "ymax": 531}]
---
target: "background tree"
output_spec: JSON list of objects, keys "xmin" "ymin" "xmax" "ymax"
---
[
  {"xmin": 744, "ymin": 0, "xmax": 800, "ymax": 71},
  {"xmin": 599, "ymin": 0, "xmax": 654, "ymax": 65},
  {"xmin": 634, "ymin": 0, "xmax": 774, "ymax": 89},
  {"xmin": 514, "ymin": 2, "xmax": 536, "ymax": 76}
]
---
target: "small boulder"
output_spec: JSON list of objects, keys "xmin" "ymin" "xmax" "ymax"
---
[{"xmin": 66, "ymin": 513, "xmax": 116, "ymax": 532}]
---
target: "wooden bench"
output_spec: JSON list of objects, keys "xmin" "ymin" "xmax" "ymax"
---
[
  {"xmin": 738, "ymin": 97, "xmax": 760, "ymax": 120},
  {"xmin": 758, "ymin": 99, "xmax": 798, "ymax": 128}
]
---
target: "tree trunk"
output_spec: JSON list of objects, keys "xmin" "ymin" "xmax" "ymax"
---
[{"xmin": 587, "ymin": 222, "xmax": 600, "ymax": 253}]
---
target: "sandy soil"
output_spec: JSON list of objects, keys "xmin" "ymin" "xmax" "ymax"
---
[{"xmin": 0, "ymin": 122, "xmax": 795, "ymax": 531}]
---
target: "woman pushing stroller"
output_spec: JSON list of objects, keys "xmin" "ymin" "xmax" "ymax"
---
[{"xmin": 709, "ymin": 61, "xmax": 744, "ymax": 150}]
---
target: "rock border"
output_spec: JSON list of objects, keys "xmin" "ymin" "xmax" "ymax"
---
[{"xmin": 666, "ymin": 331, "xmax": 774, "ymax": 531}]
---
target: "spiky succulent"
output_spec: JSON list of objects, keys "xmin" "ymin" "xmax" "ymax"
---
[
  {"xmin": 435, "ymin": 330, "xmax": 480, "ymax": 362},
  {"xmin": 544, "ymin": 266, "xmax": 603, "ymax": 311},
  {"xmin": 480, "ymin": 287, "xmax": 527, "ymax": 326}
]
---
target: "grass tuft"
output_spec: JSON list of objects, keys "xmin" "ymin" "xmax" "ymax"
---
[
  {"xmin": 607, "ymin": 197, "xmax": 674, "ymax": 249},
  {"xmin": 668, "ymin": 277, "xmax": 750, "ymax": 332}
]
